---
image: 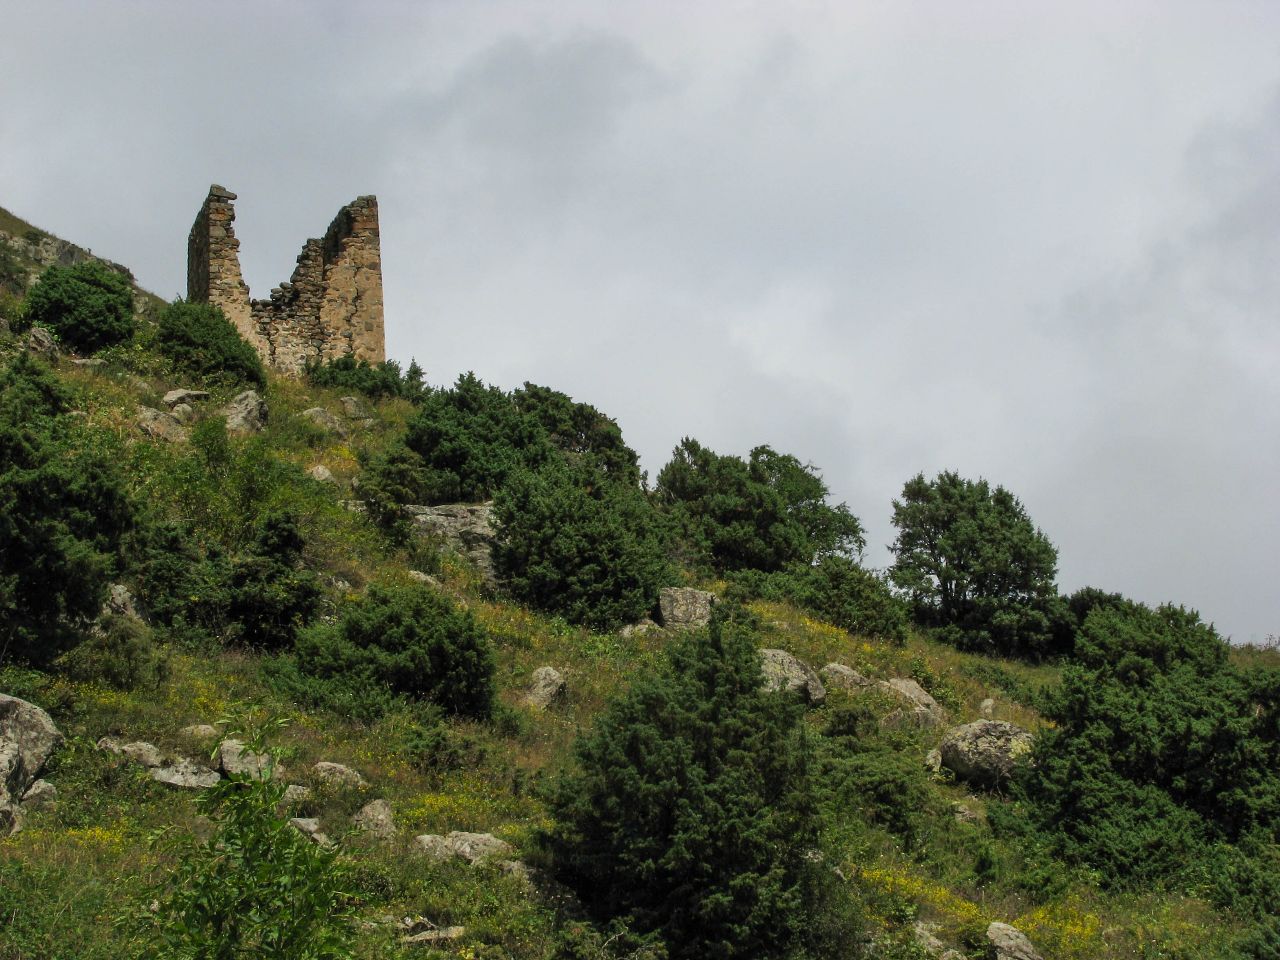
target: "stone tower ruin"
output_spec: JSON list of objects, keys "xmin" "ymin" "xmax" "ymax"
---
[{"xmin": 187, "ymin": 185, "xmax": 385, "ymax": 373}]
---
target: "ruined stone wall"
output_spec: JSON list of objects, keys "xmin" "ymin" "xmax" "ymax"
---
[{"xmin": 187, "ymin": 186, "xmax": 385, "ymax": 374}]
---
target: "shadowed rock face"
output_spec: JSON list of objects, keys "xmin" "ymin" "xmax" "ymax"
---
[
  {"xmin": 760, "ymin": 649, "xmax": 826, "ymax": 705},
  {"xmin": 187, "ymin": 185, "xmax": 385, "ymax": 374},
  {"xmin": 656, "ymin": 587, "xmax": 716, "ymax": 629}
]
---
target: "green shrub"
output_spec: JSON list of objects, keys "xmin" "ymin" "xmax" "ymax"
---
[
  {"xmin": 55, "ymin": 612, "xmax": 167, "ymax": 690},
  {"xmin": 126, "ymin": 519, "xmax": 232, "ymax": 644},
  {"xmin": 550, "ymin": 613, "xmax": 852, "ymax": 958},
  {"xmin": 1014, "ymin": 602, "xmax": 1280, "ymax": 898},
  {"xmin": 655, "ymin": 439, "xmax": 863, "ymax": 574},
  {"xmin": 286, "ymin": 581, "xmax": 494, "ymax": 720},
  {"xmin": 728, "ymin": 556, "xmax": 908, "ymax": 643},
  {"xmin": 0, "ymin": 355, "xmax": 132, "ymax": 665},
  {"xmin": 224, "ymin": 511, "xmax": 322, "ymax": 649},
  {"xmin": 155, "ymin": 299, "xmax": 265, "ymax": 388},
  {"xmin": 889, "ymin": 471, "xmax": 1063, "ymax": 658},
  {"xmin": 493, "ymin": 460, "xmax": 672, "ymax": 630},
  {"xmin": 123, "ymin": 726, "xmax": 357, "ymax": 959},
  {"xmin": 22, "ymin": 260, "xmax": 134, "ymax": 353},
  {"xmin": 304, "ymin": 354, "xmax": 424, "ymax": 401}
]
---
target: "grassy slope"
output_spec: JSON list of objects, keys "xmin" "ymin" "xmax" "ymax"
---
[{"xmin": 0, "ymin": 236, "xmax": 1264, "ymax": 959}]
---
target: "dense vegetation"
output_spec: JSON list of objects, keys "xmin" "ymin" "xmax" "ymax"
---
[
  {"xmin": 154, "ymin": 300, "xmax": 266, "ymax": 388},
  {"xmin": 2, "ymin": 248, "xmax": 1279, "ymax": 960},
  {"xmin": 21, "ymin": 260, "xmax": 135, "ymax": 353}
]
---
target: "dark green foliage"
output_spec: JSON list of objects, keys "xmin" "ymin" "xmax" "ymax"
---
[
  {"xmin": 224, "ymin": 511, "xmax": 322, "ymax": 650},
  {"xmin": 126, "ymin": 519, "xmax": 231, "ymax": 642},
  {"xmin": 550, "ymin": 614, "xmax": 842, "ymax": 959},
  {"xmin": 126, "ymin": 728, "xmax": 357, "ymax": 959},
  {"xmin": 1238, "ymin": 916, "xmax": 1280, "ymax": 959},
  {"xmin": 0, "ymin": 355, "xmax": 132, "ymax": 666},
  {"xmin": 0, "ymin": 242, "xmax": 24, "ymax": 296},
  {"xmin": 727, "ymin": 556, "xmax": 909, "ymax": 643},
  {"xmin": 22, "ymin": 261, "xmax": 134, "ymax": 353},
  {"xmin": 155, "ymin": 299, "xmax": 266, "ymax": 388},
  {"xmin": 818, "ymin": 700, "xmax": 939, "ymax": 845},
  {"xmin": 655, "ymin": 439, "xmax": 864, "ymax": 574},
  {"xmin": 396, "ymin": 372, "xmax": 552, "ymax": 504},
  {"xmin": 304, "ymin": 354, "xmax": 425, "ymax": 401},
  {"xmin": 493, "ymin": 460, "xmax": 672, "ymax": 630},
  {"xmin": 512, "ymin": 382, "xmax": 642, "ymax": 486},
  {"xmin": 1014, "ymin": 602, "xmax": 1280, "ymax": 899},
  {"xmin": 55, "ymin": 612, "xmax": 167, "ymax": 690},
  {"xmin": 286, "ymin": 582, "xmax": 494, "ymax": 720},
  {"xmin": 362, "ymin": 374, "xmax": 643, "ymax": 539},
  {"xmin": 889, "ymin": 471, "xmax": 1062, "ymax": 658}
]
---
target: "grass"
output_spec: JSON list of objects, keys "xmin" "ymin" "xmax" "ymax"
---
[{"xmin": 0, "ymin": 290, "xmax": 1266, "ymax": 960}]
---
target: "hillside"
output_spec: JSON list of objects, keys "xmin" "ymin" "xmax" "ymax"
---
[{"xmin": 2, "ymin": 210, "xmax": 1278, "ymax": 960}]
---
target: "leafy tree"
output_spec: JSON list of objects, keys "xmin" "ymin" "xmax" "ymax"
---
[
  {"xmin": 155, "ymin": 300, "xmax": 266, "ymax": 388},
  {"xmin": 889, "ymin": 471, "xmax": 1061, "ymax": 657},
  {"xmin": 550, "ymin": 613, "xmax": 839, "ymax": 959},
  {"xmin": 125, "ymin": 723, "xmax": 357, "ymax": 959},
  {"xmin": 655, "ymin": 439, "xmax": 863, "ymax": 574},
  {"xmin": 288, "ymin": 581, "xmax": 494, "ymax": 720},
  {"xmin": 0, "ymin": 355, "xmax": 132, "ymax": 665},
  {"xmin": 493, "ymin": 460, "xmax": 671, "ymax": 629},
  {"xmin": 22, "ymin": 260, "xmax": 134, "ymax": 353},
  {"xmin": 304, "ymin": 354, "xmax": 425, "ymax": 402},
  {"xmin": 1014, "ymin": 602, "xmax": 1280, "ymax": 888}
]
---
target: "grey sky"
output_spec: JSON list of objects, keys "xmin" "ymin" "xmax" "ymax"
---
[{"xmin": 3, "ymin": 1, "xmax": 1278, "ymax": 641}]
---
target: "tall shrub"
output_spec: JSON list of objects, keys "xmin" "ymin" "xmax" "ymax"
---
[
  {"xmin": 155, "ymin": 300, "xmax": 265, "ymax": 388},
  {"xmin": 22, "ymin": 260, "xmax": 134, "ymax": 353}
]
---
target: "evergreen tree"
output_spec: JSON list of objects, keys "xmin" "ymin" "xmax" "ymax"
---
[{"xmin": 551, "ymin": 613, "xmax": 829, "ymax": 959}]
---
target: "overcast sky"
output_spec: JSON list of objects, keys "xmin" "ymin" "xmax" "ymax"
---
[{"xmin": 3, "ymin": 1, "xmax": 1278, "ymax": 641}]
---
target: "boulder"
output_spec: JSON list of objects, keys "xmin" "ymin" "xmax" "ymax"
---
[
  {"xmin": 136, "ymin": 406, "xmax": 187, "ymax": 443},
  {"xmin": 925, "ymin": 748, "xmax": 942, "ymax": 776},
  {"xmin": 986, "ymin": 922, "xmax": 1043, "ymax": 960},
  {"xmin": 118, "ymin": 741, "xmax": 164, "ymax": 768},
  {"xmin": 24, "ymin": 326, "xmax": 59, "ymax": 359},
  {"xmin": 282, "ymin": 783, "xmax": 312, "ymax": 807},
  {"xmin": 914, "ymin": 921, "xmax": 964, "ymax": 960},
  {"xmin": 407, "ymin": 570, "xmax": 440, "ymax": 587},
  {"xmin": 0, "ymin": 694, "xmax": 62, "ymax": 806},
  {"xmin": 403, "ymin": 503, "xmax": 497, "ymax": 586},
  {"xmin": 313, "ymin": 761, "xmax": 364, "ymax": 788},
  {"xmin": 20, "ymin": 779, "xmax": 57, "ymax": 812},
  {"xmin": 939, "ymin": 720, "xmax": 1033, "ymax": 789},
  {"xmin": 412, "ymin": 830, "xmax": 513, "ymax": 865},
  {"xmin": 308, "ymin": 464, "xmax": 336, "ymax": 483},
  {"xmin": 72, "ymin": 357, "xmax": 104, "ymax": 369},
  {"xmin": 170, "ymin": 403, "xmax": 195, "ymax": 423},
  {"xmin": 353, "ymin": 799, "xmax": 397, "ymax": 841},
  {"xmin": 301, "ymin": 407, "xmax": 348, "ymax": 437},
  {"xmin": 760, "ymin": 649, "xmax": 826, "ymax": 705},
  {"xmin": 217, "ymin": 739, "xmax": 278, "ymax": 780},
  {"xmin": 339, "ymin": 395, "xmax": 368, "ymax": 418},
  {"xmin": 876, "ymin": 678, "xmax": 945, "ymax": 729},
  {"xmin": 162, "ymin": 389, "xmax": 209, "ymax": 408},
  {"xmin": 103, "ymin": 583, "xmax": 142, "ymax": 621},
  {"xmin": 952, "ymin": 799, "xmax": 983, "ymax": 825},
  {"xmin": 150, "ymin": 759, "xmax": 221, "ymax": 790},
  {"xmin": 180, "ymin": 724, "xmax": 219, "ymax": 740},
  {"xmin": 656, "ymin": 587, "xmax": 716, "ymax": 630},
  {"xmin": 820, "ymin": 663, "xmax": 874, "ymax": 690},
  {"xmin": 523, "ymin": 667, "xmax": 566, "ymax": 710},
  {"xmin": 221, "ymin": 390, "xmax": 267, "ymax": 432},
  {"xmin": 289, "ymin": 817, "xmax": 333, "ymax": 847},
  {"xmin": 619, "ymin": 618, "xmax": 661, "ymax": 638},
  {"xmin": 980, "ymin": 697, "xmax": 995, "ymax": 719},
  {"xmin": 402, "ymin": 926, "xmax": 466, "ymax": 947}
]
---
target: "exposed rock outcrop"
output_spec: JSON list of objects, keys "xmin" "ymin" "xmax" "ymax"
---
[
  {"xmin": 404, "ymin": 503, "xmax": 497, "ymax": 586},
  {"xmin": 313, "ymin": 761, "xmax": 364, "ymax": 788},
  {"xmin": 221, "ymin": 390, "xmax": 267, "ymax": 432},
  {"xmin": 760, "ymin": 649, "xmax": 826, "ymax": 705},
  {"xmin": 656, "ymin": 587, "xmax": 716, "ymax": 629},
  {"xmin": 412, "ymin": 830, "xmax": 513, "ymax": 865},
  {"xmin": 523, "ymin": 667, "xmax": 566, "ymax": 710},
  {"xmin": 986, "ymin": 921, "xmax": 1043, "ymax": 960},
  {"xmin": 939, "ymin": 720, "xmax": 1033, "ymax": 789},
  {"xmin": 137, "ymin": 406, "xmax": 187, "ymax": 443},
  {"xmin": 0, "ymin": 694, "xmax": 63, "ymax": 833}
]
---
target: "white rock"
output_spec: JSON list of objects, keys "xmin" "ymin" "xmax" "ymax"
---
[{"xmin": 313, "ymin": 761, "xmax": 364, "ymax": 788}]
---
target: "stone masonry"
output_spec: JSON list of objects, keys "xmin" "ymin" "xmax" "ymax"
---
[{"xmin": 187, "ymin": 185, "xmax": 385, "ymax": 374}]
